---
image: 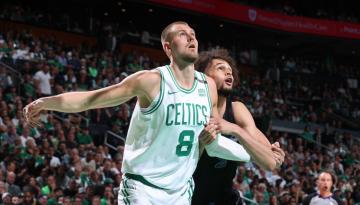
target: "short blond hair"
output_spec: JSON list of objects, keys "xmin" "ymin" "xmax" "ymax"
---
[{"xmin": 160, "ymin": 21, "xmax": 188, "ymax": 45}]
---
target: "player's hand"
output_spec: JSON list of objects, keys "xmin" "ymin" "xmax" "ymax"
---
[
  {"xmin": 198, "ymin": 123, "xmax": 218, "ymax": 145},
  {"xmin": 23, "ymin": 99, "xmax": 45, "ymax": 127},
  {"xmin": 271, "ymin": 142, "xmax": 285, "ymax": 168},
  {"xmin": 208, "ymin": 117, "xmax": 236, "ymax": 135}
]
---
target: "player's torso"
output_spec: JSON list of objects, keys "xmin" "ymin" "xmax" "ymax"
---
[
  {"xmin": 193, "ymin": 97, "xmax": 239, "ymax": 197},
  {"xmin": 123, "ymin": 65, "xmax": 212, "ymax": 190}
]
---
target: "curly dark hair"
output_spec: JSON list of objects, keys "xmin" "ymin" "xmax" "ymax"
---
[{"xmin": 195, "ymin": 48, "xmax": 239, "ymax": 87}]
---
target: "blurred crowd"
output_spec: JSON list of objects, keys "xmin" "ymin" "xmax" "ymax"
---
[
  {"xmin": 233, "ymin": 130, "xmax": 360, "ymax": 205},
  {"xmin": 237, "ymin": 55, "xmax": 360, "ymax": 132}
]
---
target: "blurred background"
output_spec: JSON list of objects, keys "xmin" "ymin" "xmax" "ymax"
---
[{"xmin": 0, "ymin": 0, "xmax": 359, "ymax": 204}]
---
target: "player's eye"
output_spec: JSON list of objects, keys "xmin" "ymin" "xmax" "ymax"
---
[{"xmin": 179, "ymin": 32, "xmax": 186, "ymax": 37}]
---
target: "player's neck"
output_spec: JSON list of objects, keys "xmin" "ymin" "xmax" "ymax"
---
[
  {"xmin": 217, "ymin": 95, "xmax": 227, "ymax": 117},
  {"xmin": 169, "ymin": 62, "xmax": 195, "ymax": 89},
  {"xmin": 319, "ymin": 191, "xmax": 332, "ymax": 198}
]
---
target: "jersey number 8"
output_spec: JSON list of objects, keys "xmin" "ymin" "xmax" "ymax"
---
[{"xmin": 176, "ymin": 130, "xmax": 195, "ymax": 156}]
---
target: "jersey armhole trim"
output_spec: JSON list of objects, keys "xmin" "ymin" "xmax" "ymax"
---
[
  {"xmin": 200, "ymin": 73, "xmax": 212, "ymax": 115},
  {"xmin": 142, "ymin": 68, "xmax": 165, "ymax": 115}
]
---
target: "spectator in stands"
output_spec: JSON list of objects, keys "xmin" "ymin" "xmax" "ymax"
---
[
  {"xmin": 63, "ymin": 67, "xmax": 77, "ymax": 91},
  {"xmin": 141, "ymin": 30, "xmax": 151, "ymax": 45},
  {"xmin": 33, "ymin": 63, "xmax": 52, "ymax": 96},
  {"xmin": 0, "ymin": 66, "xmax": 13, "ymax": 90},
  {"xmin": 22, "ymin": 189, "xmax": 37, "ymax": 205},
  {"xmin": 5, "ymin": 171, "xmax": 21, "ymax": 196},
  {"xmin": 105, "ymin": 31, "xmax": 117, "ymax": 52},
  {"xmin": 1, "ymin": 192, "xmax": 12, "ymax": 205},
  {"xmin": 12, "ymin": 41, "xmax": 30, "ymax": 60},
  {"xmin": 265, "ymin": 65, "xmax": 280, "ymax": 83},
  {"xmin": 303, "ymin": 171, "xmax": 343, "ymax": 205}
]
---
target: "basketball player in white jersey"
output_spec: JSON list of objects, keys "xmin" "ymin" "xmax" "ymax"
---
[{"xmin": 23, "ymin": 21, "xmax": 252, "ymax": 205}]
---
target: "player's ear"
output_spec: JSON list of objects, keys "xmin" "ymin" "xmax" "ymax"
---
[
  {"xmin": 163, "ymin": 42, "xmax": 171, "ymax": 57},
  {"xmin": 163, "ymin": 42, "xmax": 171, "ymax": 51}
]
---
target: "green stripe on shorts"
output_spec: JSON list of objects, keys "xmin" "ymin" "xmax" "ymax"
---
[
  {"xmin": 125, "ymin": 173, "xmax": 167, "ymax": 190},
  {"xmin": 121, "ymin": 179, "xmax": 130, "ymax": 205}
]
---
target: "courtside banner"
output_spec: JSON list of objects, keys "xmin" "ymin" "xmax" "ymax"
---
[{"xmin": 148, "ymin": 0, "xmax": 360, "ymax": 40}]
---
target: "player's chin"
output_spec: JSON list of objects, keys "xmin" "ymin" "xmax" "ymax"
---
[
  {"xmin": 218, "ymin": 88, "xmax": 233, "ymax": 97},
  {"xmin": 223, "ymin": 86, "xmax": 233, "ymax": 92},
  {"xmin": 183, "ymin": 54, "xmax": 198, "ymax": 63}
]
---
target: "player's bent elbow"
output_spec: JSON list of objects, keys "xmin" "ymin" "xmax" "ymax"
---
[{"xmin": 243, "ymin": 154, "xmax": 251, "ymax": 163}]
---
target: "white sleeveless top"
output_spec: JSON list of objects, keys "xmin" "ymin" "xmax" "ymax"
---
[{"xmin": 122, "ymin": 65, "xmax": 212, "ymax": 190}]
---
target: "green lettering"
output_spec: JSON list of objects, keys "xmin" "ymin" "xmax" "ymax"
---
[
  {"xmin": 186, "ymin": 103, "xmax": 192, "ymax": 126},
  {"xmin": 202, "ymin": 106, "xmax": 208, "ymax": 125},
  {"xmin": 175, "ymin": 103, "xmax": 181, "ymax": 125},
  {"xmin": 192, "ymin": 104, "xmax": 196, "ymax": 126},
  {"xmin": 196, "ymin": 104, "xmax": 202, "ymax": 125},
  {"xmin": 166, "ymin": 104, "xmax": 174, "ymax": 126},
  {"xmin": 181, "ymin": 103, "xmax": 187, "ymax": 125}
]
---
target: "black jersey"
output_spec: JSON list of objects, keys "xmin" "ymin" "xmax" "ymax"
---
[{"xmin": 192, "ymin": 97, "xmax": 241, "ymax": 205}]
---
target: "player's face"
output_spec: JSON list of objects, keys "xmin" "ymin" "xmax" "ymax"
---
[
  {"xmin": 168, "ymin": 24, "xmax": 198, "ymax": 63},
  {"xmin": 206, "ymin": 59, "xmax": 234, "ymax": 93},
  {"xmin": 317, "ymin": 173, "xmax": 333, "ymax": 193}
]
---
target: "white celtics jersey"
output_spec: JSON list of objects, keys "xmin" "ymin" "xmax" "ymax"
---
[{"xmin": 122, "ymin": 65, "xmax": 212, "ymax": 190}]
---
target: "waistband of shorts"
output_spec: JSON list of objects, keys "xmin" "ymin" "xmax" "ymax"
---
[{"xmin": 124, "ymin": 173, "xmax": 168, "ymax": 190}]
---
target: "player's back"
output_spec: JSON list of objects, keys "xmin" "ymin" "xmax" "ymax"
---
[{"xmin": 122, "ymin": 65, "xmax": 212, "ymax": 190}]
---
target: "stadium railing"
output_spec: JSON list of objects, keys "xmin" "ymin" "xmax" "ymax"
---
[
  {"xmin": 0, "ymin": 60, "xmax": 22, "ymax": 95},
  {"xmin": 104, "ymin": 130, "xmax": 125, "ymax": 151}
]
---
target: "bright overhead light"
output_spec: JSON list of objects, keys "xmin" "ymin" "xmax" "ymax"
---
[
  {"xmin": 149, "ymin": 8, "xmax": 153, "ymax": 12},
  {"xmin": 219, "ymin": 24, "xmax": 224, "ymax": 28},
  {"xmin": 121, "ymin": 8, "xmax": 126, "ymax": 12}
]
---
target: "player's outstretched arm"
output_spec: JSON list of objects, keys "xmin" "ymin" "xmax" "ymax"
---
[
  {"xmin": 233, "ymin": 101, "xmax": 284, "ymax": 169},
  {"xmin": 210, "ymin": 101, "xmax": 285, "ymax": 170},
  {"xmin": 208, "ymin": 117, "xmax": 276, "ymax": 170},
  {"xmin": 23, "ymin": 70, "xmax": 160, "ymax": 127}
]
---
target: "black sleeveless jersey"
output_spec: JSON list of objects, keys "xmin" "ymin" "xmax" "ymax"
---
[{"xmin": 192, "ymin": 97, "xmax": 241, "ymax": 205}]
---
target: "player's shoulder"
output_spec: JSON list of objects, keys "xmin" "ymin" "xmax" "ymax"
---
[
  {"xmin": 135, "ymin": 68, "xmax": 161, "ymax": 77},
  {"xmin": 302, "ymin": 192, "xmax": 318, "ymax": 205},
  {"xmin": 132, "ymin": 68, "xmax": 161, "ymax": 84},
  {"xmin": 202, "ymin": 74, "xmax": 217, "ymax": 96},
  {"xmin": 122, "ymin": 69, "xmax": 162, "ymax": 96},
  {"xmin": 128, "ymin": 68, "xmax": 162, "ymax": 99},
  {"xmin": 203, "ymin": 74, "xmax": 216, "ymax": 88},
  {"xmin": 231, "ymin": 100, "xmax": 247, "ymax": 111}
]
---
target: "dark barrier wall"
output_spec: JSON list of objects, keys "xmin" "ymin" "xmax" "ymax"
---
[
  {"xmin": 120, "ymin": 44, "xmax": 168, "ymax": 63},
  {"xmin": 0, "ymin": 20, "xmax": 97, "ymax": 47}
]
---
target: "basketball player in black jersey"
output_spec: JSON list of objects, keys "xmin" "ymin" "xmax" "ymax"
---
[{"xmin": 193, "ymin": 48, "xmax": 285, "ymax": 205}]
